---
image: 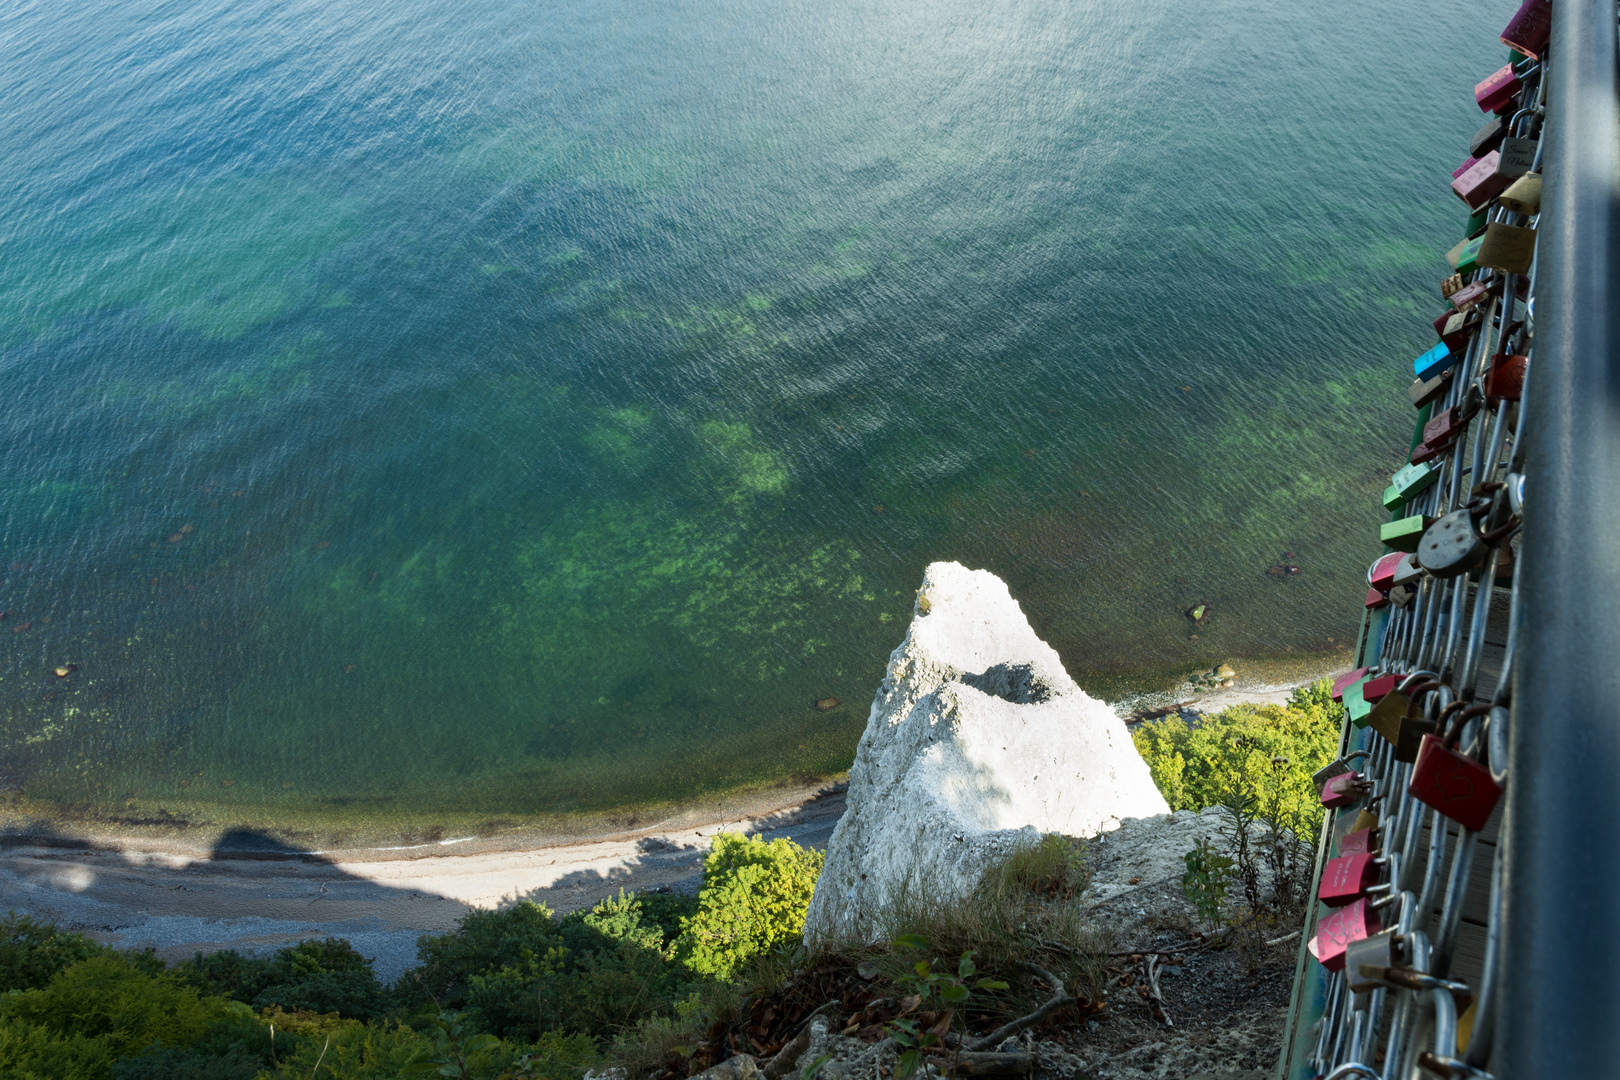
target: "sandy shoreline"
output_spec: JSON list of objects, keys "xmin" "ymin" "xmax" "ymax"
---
[
  {"xmin": 0, "ymin": 783, "xmax": 847, "ymax": 981},
  {"xmin": 0, "ymin": 658, "xmax": 1348, "ymax": 981}
]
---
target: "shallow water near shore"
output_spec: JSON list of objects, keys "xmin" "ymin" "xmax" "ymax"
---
[{"xmin": 0, "ymin": 0, "xmax": 1516, "ymax": 835}]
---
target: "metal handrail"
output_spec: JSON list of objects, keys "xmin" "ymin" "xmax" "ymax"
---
[{"xmin": 1501, "ymin": 0, "xmax": 1620, "ymax": 1076}]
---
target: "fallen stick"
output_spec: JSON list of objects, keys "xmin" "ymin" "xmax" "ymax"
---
[{"xmin": 964, "ymin": 964, "xmax": 1073, "ymax": 1051}]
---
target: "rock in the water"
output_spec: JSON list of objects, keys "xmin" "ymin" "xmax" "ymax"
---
[
  {"xmin": 1216, "ymin": 663, "xmax": 1236, "ymax": 678},
  {"xmin": 804, "ymin": 561, "xmax": 1169, "ymax": 940}
]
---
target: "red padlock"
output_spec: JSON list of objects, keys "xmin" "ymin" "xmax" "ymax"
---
[
  {"xmin": 1453, "ymin": 151, "xmax": 1512, "ymax": 209},
  {"xmin": 1361, "ymin": 673, "xmax": 1399, "ymax": 704},
  {"xmin": 1370, "ymin": 552, "xmax": 1403, "ymax": 592},
  {"xmin": 1364, "ymin": 587, "xmax": 1388, "ymax": 610},
  {"xmin": 1332, "ymin": 667, "xmax": 1371, "ymax": 703},
  {"xmin": 1321, "ymin": 771, "xmax": 1372, "ymax": 809},
  {"xmin": 1409, "ymin": 704, "xmax": 1502, "ymax": 832},
  {"xmin": 1475, "ymin": 64, "xmax": 1522, "ymax": 114},
  {"xmin": 1485, "ymin": 353, "xmax": 1528, "ymax": 401},
  {"xmin": 1438, "ymin": 312, "xmax": 1476, "ymax": 354},
  {"xmin": 1309, "ymin": 898, "xmax": 1381, "ymax": 972},
  {"xmin": 1339, "ymin": 826, "xmax": 1378, "ymax": 857},
  {"xmin": 1501, "ymin": 0, "xmax": 1552, "ymax": 59},
  {"xmin": 1449, "ymin": 281, "xmax": 1490, "ymax": 311},
  {"xmin": 1319, "ymin": 853, "xmax": 1380, "ymax": 907}
]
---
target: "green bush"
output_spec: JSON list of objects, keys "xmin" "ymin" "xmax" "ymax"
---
[
  {"xmin": 405, "ymin": 892, "xmax": 695, "ymax": 1042},
  {"xmin": 0, "ymin": 1015, "xmax": 117, "ymax": 1080},
  {"xmin": 1131, "ymin": 678, "xmax": 1340, "ymax": 837},
  {"xmin": 174, "ymin": 937, "xmax": 390, "ymax": 1021},
  {"xmin": 674, "ymin": 833, "xmax": 823, "ymax": 979},
  {"xmin": 0, "ymin": 912, "xmax": 110, "ymax": 993}
]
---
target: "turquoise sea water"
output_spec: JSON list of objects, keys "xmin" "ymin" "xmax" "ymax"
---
[{"xmin": 0, "ymin": 0, "xmax": 1515, "ymax": 833}]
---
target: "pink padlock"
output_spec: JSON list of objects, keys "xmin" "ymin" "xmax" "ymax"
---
[
  {"xmin": 1453, "ymin": 151, "xmax": 1512, "ymax": 209},
  {"xmin": 1319, "ymin": 853, "xmax": 1380, "ymax": 907},
  {"xmin": 1475, "ymin": 64, "xmax": 1521, "ymax": 114},
  {"xmin": 1501, "ymin": 0, "xmax": 1551, "ymax": 59},
  {"xmin": 1309, "ymin": 898, "xmax": 1381, "ymax": 972},
  {"xmin": 1450, "ymin": 281, "xmax": 1490, "ymax": 311},
  {"xmin": 1451, "ymin": 155, "xmax": 1479, "ymax": 180},
  {"xmin": 1321, "ymin": 772, "xmax": 1371, "ymax": 809},
  {"xmin": 1361, "ymin": 673, "xmax": 1399, "ymax": 704},
  {"xmin": 1339, "ymin": 826, "xmax": 1378, "ymax": 857},
  {"xmin": 1332, "ymin": 667, "xmax": 1371, "ymax": 703}
]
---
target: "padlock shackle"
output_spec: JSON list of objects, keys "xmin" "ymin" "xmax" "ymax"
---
[
  {"xmin": 1442, "ymin": 703, "xmax": 1494, "ymax": 749},
  {"xmin": 1398, "ymin": 670, "xmax": 1439, "ymax": 693}
]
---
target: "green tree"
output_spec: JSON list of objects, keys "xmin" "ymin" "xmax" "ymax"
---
[{"xmin": 675, "ymin": 834, "xmax": 823, "ymax": 979}]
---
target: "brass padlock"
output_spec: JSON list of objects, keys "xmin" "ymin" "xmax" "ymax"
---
[
  {"xmin": 1418, "ymin": 508, "xmax": 1487, "ymax": 579},
  {"xmin": 1440, "ymin": 273, "xmax": 1465, "ymax": 299},
  {"xmin": 1473, "ymin": 222, "xmax": 1536, "ymax": 274},
  {"xmin": 1499, "ymin": 171, "xmax": 1541, "ymax": 215},
  {"xmin": 1409, "ymin": 368, "xmax": 1454, "ymax": 409},
  {"xmin": 1394, "ymin": 696, "xmax": 1441, "ymax": 764}
]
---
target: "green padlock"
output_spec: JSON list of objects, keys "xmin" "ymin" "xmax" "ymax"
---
[
  {"xmin": 1380, "ymin": 515, "xmax": 1432, "ymax": 554},
  {"xmin": 1465, "ymin": 205, "xmax": 1489, "ymax": 239},
  {"xmin": 1455, "ymin": 234, "xmax": 1486, "ymax": 275},
  {"xmin": 1342, "ymin": 676, "xmax": 1373, "ymax": 728},
  {"xmin": 1382, "ymin": 462, "xmax": 1438, "ymax": 511}
]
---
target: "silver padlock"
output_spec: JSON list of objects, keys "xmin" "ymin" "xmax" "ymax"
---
[
  {"xmin": 1312, "ymin": 751, "xmax": 1369, "ymax": 796},
  {"xmin": 1344, "ymin": 931, "xmax": 1401, "ymax": 993},
  {"xmin": 1418, "ymin": 509, "xmax": 1486, "ymax": 579}
]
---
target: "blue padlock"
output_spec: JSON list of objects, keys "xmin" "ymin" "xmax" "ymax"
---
[{"xmin": 1413, "ymin": 342, "xmax": 1456, "ymax": 381}]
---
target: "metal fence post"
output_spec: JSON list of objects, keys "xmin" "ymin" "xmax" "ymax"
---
[{"xmin": 1502, "ymin": 0, "xmax": 1620, "ymax": 1074}]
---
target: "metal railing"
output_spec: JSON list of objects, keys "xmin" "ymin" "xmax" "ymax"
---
[{"xmin": 1275, "ymin": 3, "xmax": 1620, "ymax": 1076}]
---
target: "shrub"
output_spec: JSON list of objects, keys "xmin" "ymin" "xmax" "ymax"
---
[
  {"xmin": 176, "ymin": 938, "xmax": 390, "ymax": 1021},
  {"xmin": 0, "ymin": 954, "xmax": 229, "ymax": 1060},
  {"xmin": 1131, "ymin": 679, "xmax": 1340, "ymax": 837},
  {"xmin": 405, "ymin": 893, "xmax": 694, "ymax": 1042},
  {"xmin": 675, "ymin": 834, "xmax": 823, "ymax": 979},
  {"xmin": 0, "ymin": 1015, "xmax": 117, "ymax": 1080},
  {"xmin": 0, "ymin": 912, "xmax": 109, "ymax": 993}
]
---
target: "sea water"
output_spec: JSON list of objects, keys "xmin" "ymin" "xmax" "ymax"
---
[{"xmin": 0, "ymin": 0, "xmax": 1516, "ymax": 835}]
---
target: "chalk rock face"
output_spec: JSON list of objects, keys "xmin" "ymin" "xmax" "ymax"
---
[{"xmin": 804, "ymin": 561, "xmax": 1169, "ymax": 940}]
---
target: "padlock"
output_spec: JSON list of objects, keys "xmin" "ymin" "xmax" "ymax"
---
[
  {"xmin": 1418, "ymin": 509, "xmax": 1487, "ymax": 579},
  {"xmin": 1344, "ymin": 931, "xmax": 1400, "ymax": 993},
  {"xmin": 1388, "ymin": 583, "xmax": 1416, "ymax": 608},
  {"xmin": 1369, "ymin": 552, "xmax": 1404, "ymax": 591},
  {"xmin": 1319, "ymin": 853, "xmax": 1380, "ymax": 906},
  {"xmin": 1454, "ymin": 234, "xmax": 1486, "ymax": 275},
  {"xmin": 1350, "ymin": 807, "xmax": 1379, "ymax": 833},
  {"xmin": 1392, "ymin": 551, "xmax": 1425, "ymax": 588},
  {"xmin": 1410, "ymin": 708, "xmax": 1503, "ymax": 832},
  {"xmin": 1380, "ymin": 515, "xmax": 1432, "ymax": 554},
  {"xmin": 1341, "ymin": 677, "xmax": 1373, "ymax": 726},
  {"xmin": 1474, "ymin": 64, "xmax": 1521, "ymax": 114},
  {"xmin": 1331, "ymin": 667, "xmax": 1372, "ymax": 703},
  {"xmin": 1321, "ymin": 771, "xmax": 1373, "ymax": 809},
  {"xmin": 1394, "ymin": 706, "xmax": 1439, "ymax": 764},
  {"xmin": 1420, "ymin": 402, "xmax": 1473, "ymax": 451},
  {"xmin": 1469, "ymin": 115, "xmax": 1507, "ymax": 158},
  {"xmin": 1439, "ymin": 310, "xmax": 1477, "ymax": 352},
  {"xmin": 1339, "ymin": 825, "xmax": 1378, "ymax": 857},
  {"xmin": 1413, "ymin": 341, "xmax": 1456, "ymax": 382},
  {"xmin": 1495, "ymin": 138, "xmax": 1537, "ymax": 179},
  {"xmin": 1409, "ymin": 368, "xmax": 1454, "ymax": 409},
  {"xmin": 1499, "ymin": 171, "xmax": 1541, "ymax": 215},
  {"xmin": 1450, "ymin": 155, "xmax": 1479, "ymax": 181},
  {"xmin": 1364, "ymin": 586, "xmax": 1388, "ymax": 610},
  {"xmin": 1445, "ymin": 234, "xmax": 1483, "ymax": 275},
  {"xmin": 1309, "ymin": 898, "xmax": 1381, "ymax": 973},
  {"xmin": 1452, "ymin": 152, "xmax": 1511, "ymax": 209},
  {"xmin": 1440, "ymin": 273, "xmax": 1465, "ymax": 299},
  {"xmin": 1384, "ymin": 463, "xmax": 1438, "ymax": 511},
  {"xmin": 1501, "ymin": 0, "xmax": 1552, "ymax": 58},
  {"xmin": 1474, "ymin": 222, "xmax": 1536, "ymax": 274},
  {"xmin": 1312, "ymin": 749, "xmax": 1369, "ymax": 793},
  {"xmin": 1449, "ymin": 280, "xmax": 1489, "ymax": 311},
  {"xmin": 1485, "ymin": 352, "xmax": 1528, "ymax": 401},
  {"xmin": 1366, "ymin": 690, "xmax": 1412, "ymax": 746},
  {"xmin": 1464, "ymin": 204, "xmax": 1490, "ymax": 239},
  {"xmin": 1361, "ymin": 673, "xmax": 1399, "ymax": 703}
]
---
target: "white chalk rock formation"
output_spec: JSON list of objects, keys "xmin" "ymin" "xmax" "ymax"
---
[{"xmin": 804, "ymin": 561, "xmax": 1169, "ymax": 940}]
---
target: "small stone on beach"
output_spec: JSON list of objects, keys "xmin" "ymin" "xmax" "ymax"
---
[{"xmin": 814, "ymin": 697, "xmax": 840, "ymax": 711}]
